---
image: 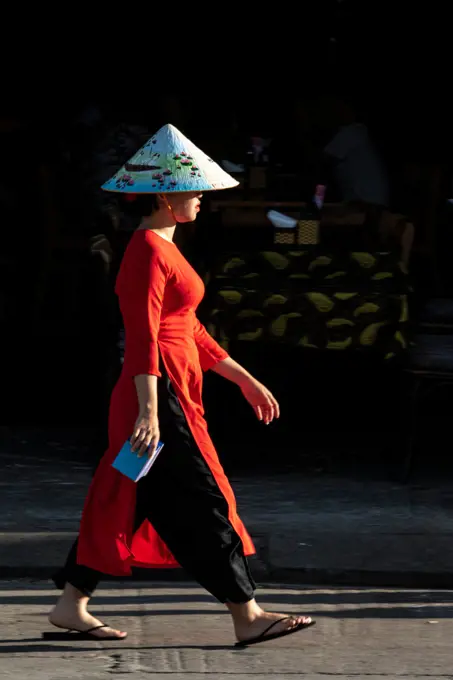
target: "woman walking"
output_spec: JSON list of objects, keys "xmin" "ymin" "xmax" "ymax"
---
[{"xmin": 45, "ymin": 124, "xmax": 313, "ymax": 647}]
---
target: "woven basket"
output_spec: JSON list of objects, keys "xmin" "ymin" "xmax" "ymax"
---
[
  {"xmin": 274, "ymin": 229, "xmax": 296, "ymax": 245},
  {"xmin": 297, "ymin": 219, "xmax": 319, "ymax": 245}
]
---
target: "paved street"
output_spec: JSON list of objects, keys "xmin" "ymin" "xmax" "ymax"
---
[{"xmin": 1, "ymin": 580, "xmax": 453, "ymax": 678}]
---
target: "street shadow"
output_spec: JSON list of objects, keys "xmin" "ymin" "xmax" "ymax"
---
[
  {"xmin": 0, "ymin": 593, "xmax": 217, "ymax": 606},
  {"xmin": 3, "ymin": 587, "xmax": 453, "ymax": 608},
  {"xmin": 257, "ymin": 589, "xmax": 453, "ymax": 606},
  {"xmin": 26, "ymin": 605, "xmax": 453, "ymax": 619}
]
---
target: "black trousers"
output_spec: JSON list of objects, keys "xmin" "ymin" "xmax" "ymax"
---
[{"xmin": 53, "ymin": 369, "xmax": 256, "ymax": 604}]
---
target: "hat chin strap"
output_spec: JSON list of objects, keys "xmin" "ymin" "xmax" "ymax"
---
[{"xmin": 161, "ymin": 194, "xmax": 178, "ymax": 223}]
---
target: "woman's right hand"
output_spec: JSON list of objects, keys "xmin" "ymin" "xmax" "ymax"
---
[{"xmin": 130, "ymin": 410, "xmax": 160, "ymax": 458}]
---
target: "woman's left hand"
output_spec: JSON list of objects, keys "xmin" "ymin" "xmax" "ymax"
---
[{"xmin": 239, "ymin": 377, "xmax": 280, "ymax": 424}]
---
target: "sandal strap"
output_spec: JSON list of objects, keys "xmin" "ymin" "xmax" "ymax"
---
[
  {"xmin": 256, "ymin": 616, "xmax": 291, "ymax": 640},
  {"xmin": 84, "ymin": 625, "xmax": 107, "ymax": 634}
]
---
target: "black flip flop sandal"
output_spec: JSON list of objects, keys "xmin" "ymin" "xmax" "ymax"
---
[
  {"xmin": 42, "ymin": 624, "xmax": 127, "ymax": 641},
  {"xmin": 235, "ymin": 616, "xmax": 315, "ymax": 648}
]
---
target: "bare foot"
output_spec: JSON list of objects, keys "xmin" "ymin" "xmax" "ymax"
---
[
  {"xmin": 235, "ymin": 610, "xmax": 312, "ymax": 644},
  {"xmin": 49, "ymin": 600, "xmax": 127, "ymax": 639}
]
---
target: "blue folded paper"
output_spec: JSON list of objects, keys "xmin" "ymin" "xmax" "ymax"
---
[{"xmin": 112, "ymin": 439, "xmax": 164, "ymax": 482}]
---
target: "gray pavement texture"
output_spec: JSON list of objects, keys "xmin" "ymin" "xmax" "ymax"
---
[
  {"xmin": 2, "ymin": 438, "xmax": 453, "ymax": 588},
  {"xmin": 2, "ymin": 581, "xmax": 453, "ymax": 679}
]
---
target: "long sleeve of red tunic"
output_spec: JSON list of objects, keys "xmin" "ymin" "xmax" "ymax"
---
[
  {"xmin": 119, "ymin": 248, "xmax": 169, "ymax": 379},
  {"xmin": 193, "ymin": 317, "xmax": 229, "ymax": 372}
]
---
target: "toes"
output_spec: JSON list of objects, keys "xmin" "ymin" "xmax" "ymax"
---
[
  {"xmin": 108, "ymin": 630, "xmax": 128, "ymax": 639},
  {"xmin": 288, "ymin": 615, "xmax": 311, "ymax": 628},
  {"xmin": 95, "ymin": 628, "xmax": 127, "ymax": 639}
]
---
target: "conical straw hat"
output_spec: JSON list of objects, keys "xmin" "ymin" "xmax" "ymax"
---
[{"xmin": 101, "ymin": 123, "xmax": 239, "ymax": 194}]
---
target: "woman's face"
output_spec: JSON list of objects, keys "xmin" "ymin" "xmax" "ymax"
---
[{"xmin": 165, "ymin": 192, "xmax": 203, "ymax": 223}]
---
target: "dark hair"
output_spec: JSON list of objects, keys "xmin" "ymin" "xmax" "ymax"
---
[{"xmin": 119, "ymin": 194, "xmax": 160, "ymax": 219}]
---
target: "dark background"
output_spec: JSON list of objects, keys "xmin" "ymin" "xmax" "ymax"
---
[{"xmin": 2, "ymin": 2, "xmax": 452, "ymax": 474}]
